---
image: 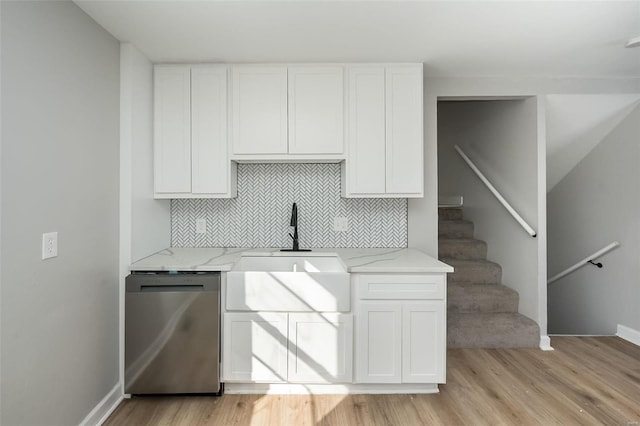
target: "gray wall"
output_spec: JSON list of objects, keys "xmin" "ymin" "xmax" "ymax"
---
[
  {"xmin": 547, "ymin": 104, "xmax": 640, "ymax": 335},
  {"xmin": 1, "ymin": 2, "xmax": 120, "ymax": 425},
  {"xmin": 438, "ymin": 99, "xmax": 541, "ymax": 325}
]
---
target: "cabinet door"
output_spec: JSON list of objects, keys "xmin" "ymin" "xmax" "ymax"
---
[
  {"xmin": 231, "ymin": 66, "xmax": 288, "ymax": 155},
  {"xmin": 223, "ymin": 312, "xmax": 288, "ymax": 383},
  {"xmin": 288, "ymin": 313, "xmax": 353, "ymax": 383},
  {"xmin": 355, "ymin": 302, "xmax": 402, "ymax": 383},
  {"xmin": 191, "ymin": 66, "xmax": 230, "ymax": 195},
  {"xmin": 288, "ymin": 66, "xmax": 344, "ymax": 155},
  {"xmin": 154, "ymin": 66, "xmax": 191, "ymax": 194},
  {"xmin": 385, "ymin": 65, "xmax": 423, "ymax": 195},
  {"xmin": 345, "ymin": 66, "xmax": 386, "ymax": 195},
  {"xmin": 402, "ymin": 302, "xmax": 445, "ymax": 383}
]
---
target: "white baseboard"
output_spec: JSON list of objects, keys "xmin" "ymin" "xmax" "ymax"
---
[
  {"xmin": 539, "ymin": 335, "xmax": 554, "ymax": 351},
  {"xmin": 617, "ymin": 324, "xmax": 640, "ymax": 346},
  {"xmin": 79, "ymin": 383, "xmax": 123, "ymax": 426},
  {"xmin": 224, "ymin": 383, "xmax": 439, "ymax": 395}
]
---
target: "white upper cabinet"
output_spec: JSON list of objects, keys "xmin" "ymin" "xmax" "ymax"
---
[
  {"xmin": 154, "ymin": 66, "xmax": 191, "ymax": 194},
  {"xmin": 345, "ymin": 67, "xmax": 386, "ymax": 194},
  {"xmin": 231, "ymin": 66, "xmax": 288, "ymax": 155},
  {"xmin": 385, "ymin": 66, "xmax": 423, "ymax": 195},
  {"xmin": 288, "ymin": 66, "xmax": 344, "ymax": 155},
  {"xmin": 343, "ymin": 64, "xmax": 423, "ymax": 198},
  {"xmin": 231, "ymin": 65, "xmax": 345, "ymax": 160},
  {"xmin": 191, "ymin": 66, "xmax": 232, "ymax": 195},
  {"xmin": 154, "ymin": 63, "xmax": 421, "ymax": 198},
  {"xmin": 154, "ymin": 64, "xmax": 237, "ymax": 198}
]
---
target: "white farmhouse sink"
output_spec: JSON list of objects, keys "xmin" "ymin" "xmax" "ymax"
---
[
  {"xmin": 226, "ymin": 255, "xmax": 350, "ymax": 312},
  {"xmin": 232, "ymin": 255, "xmax": 346, "ymax": 273}
]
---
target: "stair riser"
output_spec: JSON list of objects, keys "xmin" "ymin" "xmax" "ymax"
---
[
  {"xmin": 448, "ymin": 293, "xmax": 518, "ymax": 313},
  {"xmin": 447, "ymin": 313, "xmax": 540, "ymax": 348},
  {"xmin": 448, "ymin": 265, "xmax": 502, "ymax": 285},
  {"xmin": 439, "ymin": 241, "xmax": 487, "ymax": 260},
  {"xmin": 439, "ymin": 221, "xmax": 474, "ymax": 239},
  {"xmin": 438, "ymin": 208, "xmax": 463, "ymax": 221}
]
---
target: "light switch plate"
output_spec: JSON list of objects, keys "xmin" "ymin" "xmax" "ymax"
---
[
  {"xmin": 333, "ymin": 216, "xmax": 349, "ymax": 232},
  {"xmin": 195, "ymin": 218, "xmax": 207, "ymax": 234},
  {"xmin": 42, "ymin": 232, "xmax": 58, "ymax": 260}
]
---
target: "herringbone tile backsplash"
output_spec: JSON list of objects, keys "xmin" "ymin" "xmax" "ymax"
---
[{"xmin": 171, "ymin": 163, "xmax": 407, "ymax": 248}]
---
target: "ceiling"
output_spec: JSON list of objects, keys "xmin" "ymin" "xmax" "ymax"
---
[{"xmin": 74, "ymin": 0, "xmax": 640, "ymax": 78}]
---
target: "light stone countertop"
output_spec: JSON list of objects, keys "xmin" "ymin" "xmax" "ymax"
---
[{"xmin": 130, "ymin": 247, "xmax": 453, "ymax": 274}]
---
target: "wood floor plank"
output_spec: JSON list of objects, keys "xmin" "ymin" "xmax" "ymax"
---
[{"xmin": 104, "ymin": 337, "xmax": 640, "ymax": 426}]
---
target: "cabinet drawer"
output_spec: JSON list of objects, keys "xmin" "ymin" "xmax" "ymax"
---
[{"xmin": 356, "ymin": 274, "xmax": 444, "ymax": 300}]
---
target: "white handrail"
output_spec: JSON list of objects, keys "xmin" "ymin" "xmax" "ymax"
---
[
  {"xmin": 454, "ymin": 145, "xmax": 537, "ymax": 237},
  {"xmin": 547, "ymin": 241, "xmax": 620, "ymax": 285}
]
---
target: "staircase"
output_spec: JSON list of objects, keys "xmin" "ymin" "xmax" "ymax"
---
[{"xmin": 439, "ymin": 206, "xmax": 540, "ymax": 348}]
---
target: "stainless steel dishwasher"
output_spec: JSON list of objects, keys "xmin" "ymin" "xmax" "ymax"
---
[{"xmin": 125, "ymin": 272, "xmax": 221, "ymax": 395}]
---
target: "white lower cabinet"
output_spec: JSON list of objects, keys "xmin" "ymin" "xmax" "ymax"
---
[
  {"xmin": 401, "ymin": 302, "xmax": 445, "ymax": 383},
  {"xmin": 223, "ymin": 312, "xmax": 353, "ymax": 383},
  {"xmin": 288, "ymin": 313, "xmax": 353, "ymax": 383},
  {"xmin": 355, "ymin": 302, "xmax": 402, "ymax": 383},
  {"xmin": 222, "ymin": 272, "xmax": 446, "ymax": 388},
  {"xmin": 354, "ymin": 274, "xmax": 446, "ymax": 384},
  {"xmin": 223, "ymin": 312, "xmax": 288, "ymax": 383}
]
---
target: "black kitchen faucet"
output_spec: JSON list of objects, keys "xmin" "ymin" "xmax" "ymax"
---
[{"xmin": 281, "ymin": 202, "xmax": 311, "ymax": 252}]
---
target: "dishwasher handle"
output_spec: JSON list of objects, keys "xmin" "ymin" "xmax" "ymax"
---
[
  {"xmin": 126, "ymin": 273, "xmax": 220, "ymax": 293},
  {"xmin": 140, "ymin": 284, "xmax": 204, "ymax": 292}
]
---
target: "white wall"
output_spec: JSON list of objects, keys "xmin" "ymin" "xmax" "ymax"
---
[
  {"xmin": 0, "ymin": 2, "xmax": 120, "ymax": 425},
  {"xmin": 547, "ymin": 104, "xmax": 640, "ymax": 335},
  {"xmin": 120, "ymin": 43, "xmax": 170, "ymax": 264},
  {"xmin": 437, "ymin": 99, "xmax": 541, "ymax": 325}
]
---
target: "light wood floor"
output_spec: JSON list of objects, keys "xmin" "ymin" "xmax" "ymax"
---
[{"xmin": 105, "ymin": 337, "xmax": 640, "ymax": 425}]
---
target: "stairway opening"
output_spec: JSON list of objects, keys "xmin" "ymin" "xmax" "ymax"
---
[{"xmin": 437, "ymin": 98, "xmax": 542, "ymax": 348}]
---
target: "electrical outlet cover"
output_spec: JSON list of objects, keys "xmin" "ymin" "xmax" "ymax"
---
[
  {"xmin": 333, "ymin": 217, "xmax": 349, "ymax": 232},
  {"xmin": 42, "ymin": 232, "xmax": 58, "ymax": 260},
  {"xmin": 195, "ymin": 218, "xmax": 207, "ymax": 234}
]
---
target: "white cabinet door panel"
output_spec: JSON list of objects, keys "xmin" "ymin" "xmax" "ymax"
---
[
  {"xmin": 154, "ymin": 66, "xmax": 191, "ymax": 193},
  {"xmin": 223, "ymin": 312, "xmax": 288, "ymax": 383},
  {"xmin": 288, "ymin": 67, "xmax": 344, "ymax": 155},
  {"xmin": 191, "ymin": 66, "xmax": 228, "ymax": 194},
  {"xmin": 232, "ymin": 66, "xmax": 288, "ymax": 155},
  {"xmin": 346, "ymin": 67, "xmax": 386, "ymax": 194},
  {"xmin": 355, "ymin": 302, "xmax": 402, "ymax": 383},
  {"xmin": 385, "ymin": 66, "xmax": 423, "ymax": 195},
  {"xmin": 288, "ymin": 313, "xmax": 353, "ymax": 383},
  {"xmin": 402, "ymin": 302, "xmax": 445, "ymax": 383}
]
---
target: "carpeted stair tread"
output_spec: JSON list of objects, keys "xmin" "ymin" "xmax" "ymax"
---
[
  {"xmin": 447, "ymin": 312, "xmax": 540, "ymax": 348},
  {"xmin": 438, "ymin": 207, "xmax": 463, "ymax": 221},
  {"xmin": 439, "ymin": 238, "xmax": 487, "ymax": 260},
  {"xmin": 439, "ymin": 220, "xmax": 474, "ymax": 238},
  {"xmin": 448, "ymin": 282, "xmax": 519, "ymax": 313},
  {"xmin": 441, "ymin": 258, "xmax": 502, "ymax": 284}
]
